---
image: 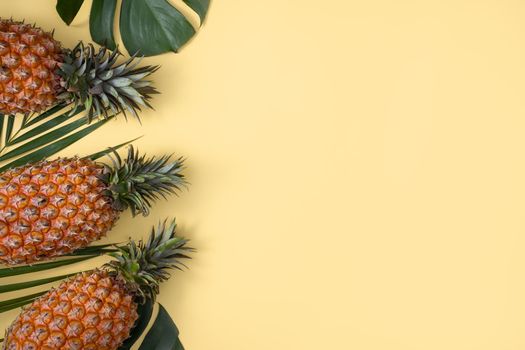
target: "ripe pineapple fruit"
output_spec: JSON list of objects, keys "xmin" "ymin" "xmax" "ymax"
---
[
  {"xmin": 3, "ymin": 219, "xmax": 192, "ymax": 350},
  {"xmin": 0, "ymin": 19, "xmax": 157, "ymax": 119},
  {"xmin": 0, "ymin": 146, "xmax": 185, "ymax": 265}
]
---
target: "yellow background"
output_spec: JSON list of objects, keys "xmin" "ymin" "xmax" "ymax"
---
[{"xmin": 1, "ymin": 0, "xmax": 525, "ymax": 349}]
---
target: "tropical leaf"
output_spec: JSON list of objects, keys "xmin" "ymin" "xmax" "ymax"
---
[
  {"xmin": 56, "ymin": 0, "xmax": 85, "ymax": 25},
  {"xmin": 0, "ymin": 245, "xmax": 113, "ymax": 314},
  {"xmin": 90, "ymin": 0, "xmax": 117, "ymax": 49},
  {"xmin": 7, "ymin": 108, "xmax": 83, "ymax": 146},
  {"xmin": 0, "ymin": 272, "xmax": 81, "ymax": 294},
  {"xmin": 0, "ymin": 105, "xmax": 144, "ymax": 172},
  {"xmin": 4, "ymin": 115, "xmax": 14, "ymax": 145},
  {"xmin": 22, "ymin": 103, "xmax": 68, "ymax": 129},
  {"xmin": 0, "ymin": 255, "xmax": 97, "ymax": 279},
  {"xmin": 119, "ymin": 303, "xmax": 185, "ymax": 350},
  {"xmin": 68, "ymin": 243, "xmax": 119, "ymax": 256},
  {"xmin": 137, "ymin": 304, "xmax": 185, "ymax": 350},
  {"xmin": 57, "ymin": 0, "xmax": 210, "ymax": 56},
  {"xmin": 0, "ymin": 291, "xmax": 47, "ymax": 313},
  {"xmin": 0, "ymin": 118, "xmax": 114, "ymax": 171},
  {"xmin": 86, "ymin": 135, "xmax": 142, "ymax": 160},
  {"xmin": 0, "ymin": 106, "xmax": 88, "ymax": 168},
  {"xmin": 119, "ymin": 299, "xmax": 154, "ymax": 350}
]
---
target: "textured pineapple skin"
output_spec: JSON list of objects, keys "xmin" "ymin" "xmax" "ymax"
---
[
  {"xmin": 3, "ymin": 270, "xmax": 139, "ymax": 350},
  {"xmin": 0, "ymin": 158, "xmax": 119, "ymax": 265},
  {"xmin": 0, "ymin": 19, "xmax": 63, "ymax": 115}
]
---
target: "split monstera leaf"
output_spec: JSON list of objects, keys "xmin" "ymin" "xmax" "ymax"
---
[{"xmin": 56, "ymin": 0, "xmax": 210, "ymax": 56}]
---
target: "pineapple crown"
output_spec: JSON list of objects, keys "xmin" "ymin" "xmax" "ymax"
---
[
  {"xmin": 99, "ymin": 146, "xmax": 186, "ymax": 217},
  {"xmin": 57, "ymin": 42, "xmax": 159, "ymax": 121},
  {"xmin": 107, "ymin": 219, "xmax": 193, "ymax": 302}
]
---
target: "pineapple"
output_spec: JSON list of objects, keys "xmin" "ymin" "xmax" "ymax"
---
[
  {"xmin": 0, "ymin": 146, "xmax": 185, "ymax": 265},
  {"xmin": 0, "ymin": 19, "xmax": 157, "ymax": 119},
  {"xmin": 2, "ymin": 219, "xmax": 192, "ymax": 350}
]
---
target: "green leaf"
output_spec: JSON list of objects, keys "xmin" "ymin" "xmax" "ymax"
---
[
  {"xmin": 0, "ymin": 117, "xmax": 112, "ymax": 171},
  {"xmin": 183, "ymin": 0, "xmax": 210, "ymax": 23},
  {"xmin": 90, "ymin": 0, "xmax": 117, "ymax": 50},
  {"xmin": 8, "ymin": 108, "xmax": 82, "ymax": 146},
  {"xmin": 0, "ymin": 114, "xmax": 4, "ymax": 144},
  {"xmin": 57, "ymin": 0, "xmax": 210, "ymax": 57},
  {"xmin": 0, "ymin": 117, "xmax": 90, "ymax": 164},
  {"xmin": 56, "ymin": 0, "xmax": 85, "ymax": 25},
  {"xmin": 173, "ymin": 338, "xmax": 185, "ymax": 350},
  {"xmin": 22, "ymin": 103, "xmax": 69, "ymax": 129},
  {"xmin": 0, "ymin": 291, "xmax": 46, "ymax": 313},
  {"xmin": 120, "ymin": 0, "xmax": 196, "ymax": 56},
  {"xmin": 86, "ymin": 136, "xmax": 142, "ymax": 160},
  {"xmin": 4, "ymin": 115, "xmax": 14, "ymax": 145},
  {"xmin": 138, "ymin": 304, "xmax": 184, "ymax": 350},
  {"xmin": 0, "ymin": 256, "xmax": 95, "ymax": 278},
  {"xmin": 119, "ymin": 299, "xmax": 154, "ymax": 350},
  {"xmin": 0, "ymin": 272, "xmax": 79, "ymax": 294},
  {"xmin": 67, "ymin": 243, "xmax": 118, "ymax": 256}
]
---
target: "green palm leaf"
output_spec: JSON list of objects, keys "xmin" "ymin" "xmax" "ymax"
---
[
  {"xmin": 86, "ymin": 136, "xmax": 142, "ymax": 160},
  {"xmin": 0, "ymin": 105, "xmax": 142, "ymax": 172},
  {"xmin": 0, "ymin": 106, "xmax": 94, "ymax": 169},
  {"xmin": 0, "ymin": 245, "xmax": 114, "ymax": 313},
  {"xmin": 0, "ymin": 272, "xmax": 81, "ymax": 294},
  {"xmin": 0, "ymin": 255, "xmax": 97, "ymax": 279},
  {"xmin": 0, "ymin": 291, "xmax": 47, "ymax": 313}
]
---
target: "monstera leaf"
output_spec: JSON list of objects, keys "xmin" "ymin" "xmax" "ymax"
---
[{"xmin": 56, "ymin": 0, "xmax": 210, "ymax": 56}]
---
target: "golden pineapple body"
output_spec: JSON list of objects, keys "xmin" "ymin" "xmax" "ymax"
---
[
  {"xmin": 0, "ymin": 158, "xmax": 118, "ymax": 265},
  {"xmin": 3, "ymin": 270, "xmax": 139, "ymax": 350},
  {"xmin": 0, "ymin": 20, "xmax": 63, "ymax": 114}
]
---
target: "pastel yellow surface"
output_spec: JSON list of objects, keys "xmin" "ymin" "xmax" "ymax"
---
[{"xmin": 2, "ymin": 0, "xmax": 525, "ymax": 349}]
